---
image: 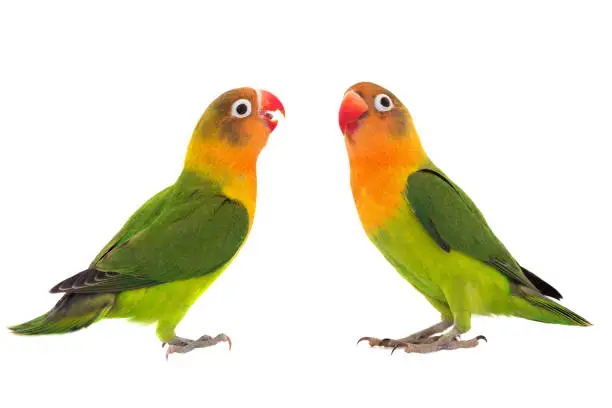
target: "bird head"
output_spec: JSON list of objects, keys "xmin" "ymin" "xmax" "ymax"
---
[
  {"xmin": 338, "ymin": 81, "xmax": 424, "ymax": 164},
  {"xmin": 186, "ymin": 87, "xmax": 285, "ymax": 172}
]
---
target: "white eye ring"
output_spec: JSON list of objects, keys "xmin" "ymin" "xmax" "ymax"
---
[
  {"xmin": 374, "ymin": 94, "xmax": 394, "ymax": 112},
  {"xmin": 231, "ymin": 99, "xmax": 252, "ymax": 118}
]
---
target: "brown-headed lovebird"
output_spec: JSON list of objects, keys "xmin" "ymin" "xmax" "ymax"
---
[
  {"xmin": 10, "ymin": 88, "xmax": 285, "ymax": 359},
  {"xmin": 339, "ymin": 81, "xmax": 590, "ymax": 354}
]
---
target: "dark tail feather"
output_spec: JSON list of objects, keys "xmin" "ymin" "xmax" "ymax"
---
[
  {"xmin": 522, "ymin": 294, "xmax": 591, "ymax": 326},
  {"xmin": 520, "ymin": 265, "xmax": 563, "ymax": 300},
  {"xmin": 9, "ymin": 293, "xmax": 116, "ymax": 336}
]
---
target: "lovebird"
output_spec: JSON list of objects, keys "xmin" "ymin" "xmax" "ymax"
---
[
  {"xmin": 338, "ymin": 82, "xmax": 590, "ymax": 354},
  {"xmin": 9, "ymin": 87, "xmax": 285, "ymax": 358}
]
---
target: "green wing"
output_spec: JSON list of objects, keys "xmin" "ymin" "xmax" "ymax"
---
[
  {"xmin": 91, "ymin": 185, "xmax": 174, "ymax": 266},
  {"xmin": 405, "ymin": 167, "xmax": 539, "ymax": 291},
  {"xmin": 51, "ymin": 173, "xmax": 250, "ymax": 294}
]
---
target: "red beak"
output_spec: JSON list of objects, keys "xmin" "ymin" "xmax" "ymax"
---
[
  {"xmin": 339, "ymin": 90, "xmax": 368, "ymax": 136},
  {"xmin": 258, "ymin": 90, "xmax": 285, "ymax": 131}
]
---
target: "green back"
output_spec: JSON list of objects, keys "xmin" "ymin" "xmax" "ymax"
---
[
  {"xmin": 51, "ymin": 171, "xmax": 250, "ymax": 293},
  {"xmin": 405, "ymin": 165, "xmax": 537, "ymax": 290}
]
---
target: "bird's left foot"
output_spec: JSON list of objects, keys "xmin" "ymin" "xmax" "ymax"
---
[
  {"xmin": 163, "ymin": 333, "xmax": 232, "ymax": 360},
  {"xmin": 357, "ymin": 336, "xmax": 440, "ymax": 348},
  {"xmin": 357, "ymin": 320, "xmax": 452, "ymax": 348},
  {"xmin": 390, "ymin": 329, "xmax": 486, "ymax": 354}
]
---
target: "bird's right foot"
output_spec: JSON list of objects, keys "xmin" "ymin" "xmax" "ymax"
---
[
  {"xmin": 358, "ymin": 325, "xmax": 486, "ymax": 355},
  {"xmin": 163, "ymin": 333, "xmax": 231, "ymax": 360}
]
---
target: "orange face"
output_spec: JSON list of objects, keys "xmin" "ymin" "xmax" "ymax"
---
[
  {"xmin": 185, "ymin": 87, "xmax": 285, "ymax": 173},
  {"xmin": 338, "ymin": 82, "xmax": 427, "ymax": 231},
  {"xmin": 338, "ymin": 82, "xmax": 425, "ymax": 165},
  {"xmin": 339, "ymin": 82, "xmax": 410, "ymax": 140},
  {"xmin": 184, "ymin": 87, "xmax": 285, "ymax": 219},
  {"xmin": 194, "ymin": 87, "xmax": 284, "ymax": 152}
]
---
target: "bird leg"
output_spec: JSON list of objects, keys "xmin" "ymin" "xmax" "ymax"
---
[
  {"xmin": 164, "ymin": 333, "xmax": 231, "ymax": 360},
  {"xmin": 391, "ymin": 327, "xmax": 486, "ymax": 354},
  {"xmin": 357, "ymin": 320, "xmax": 453, "ymax": 348}
]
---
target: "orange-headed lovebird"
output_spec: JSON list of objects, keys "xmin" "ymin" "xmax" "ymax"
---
[
  {"xmin": 10, "ymin": 88, "xmax": 285, "ymax": 359},
  {"xmin": 339, "ymin": 82, "xmax": 590, "ymax": 354}
]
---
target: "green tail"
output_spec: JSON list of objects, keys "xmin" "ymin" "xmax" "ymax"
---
[
  {"xmin": 9, "ymin": 293, "xmax": 116, "ymax": 335},
  {"xmin": 513, "ymin": 288, "xmax": 591, "ymax": 326}
]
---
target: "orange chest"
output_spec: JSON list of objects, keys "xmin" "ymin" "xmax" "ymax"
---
[{"xmin": 350, "ymin": 164, "xmax": 413, "ymax": 233}]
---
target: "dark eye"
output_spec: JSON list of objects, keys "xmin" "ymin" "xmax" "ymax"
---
[
  {"xmin": 374, "ymin": 94, "xmax": 394, "ymax": 112},
  {"xmin": 231, "ymin": 99, "xmax": 252, "ymax": 118}
]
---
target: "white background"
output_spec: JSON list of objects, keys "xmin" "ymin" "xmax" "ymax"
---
[{"xmin": 1, "ymin": 1, "xmax": 610, "ymax": 406}]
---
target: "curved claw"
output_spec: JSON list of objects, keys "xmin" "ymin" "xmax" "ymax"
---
[
  {"xmin": 476, "ymin": 335, "xmax": 487, "ymax": 343},
  {"xmin": 390, "ymin": 344, "xmax": 406, "ymax": 355},
  {"xmin": 357, "ymin": 336, "xmax": 374, "ymax": 346},
  {"xmin": 165, "ymin": 346, "xmax": 173, "ymax": 361},
  {"xmin": 211, "ymin": 333, "xmax": 232, "ymax": 351}
]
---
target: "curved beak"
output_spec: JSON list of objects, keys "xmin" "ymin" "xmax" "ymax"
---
[
  {"xmin": 339, "ymin": 90, "xmax": 368, "ymax": 137},
  {"xmin": 258, "ymin": 90, "xmax": 285, "ymax": 131}
]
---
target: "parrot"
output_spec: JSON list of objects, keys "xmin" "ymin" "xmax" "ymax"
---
[
  {"xmin": 338, "ymin": 81, "xmax": 590, "ymax": 354},
  {"xmin": 9, "ymin": 87, "xmax": 285, "ymax": 359}
]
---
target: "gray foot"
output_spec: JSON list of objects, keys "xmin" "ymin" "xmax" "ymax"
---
[
  {"xmin": 357, "ymin": 320, "xmax": 453, "ymax": 348},
  {"xmin": 164, "ymin": 334, "xmax": 232, "ymax": 360},
  {"xmin": 391, "ymin": 328, "xmax": 486, "ymax": 354}
]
